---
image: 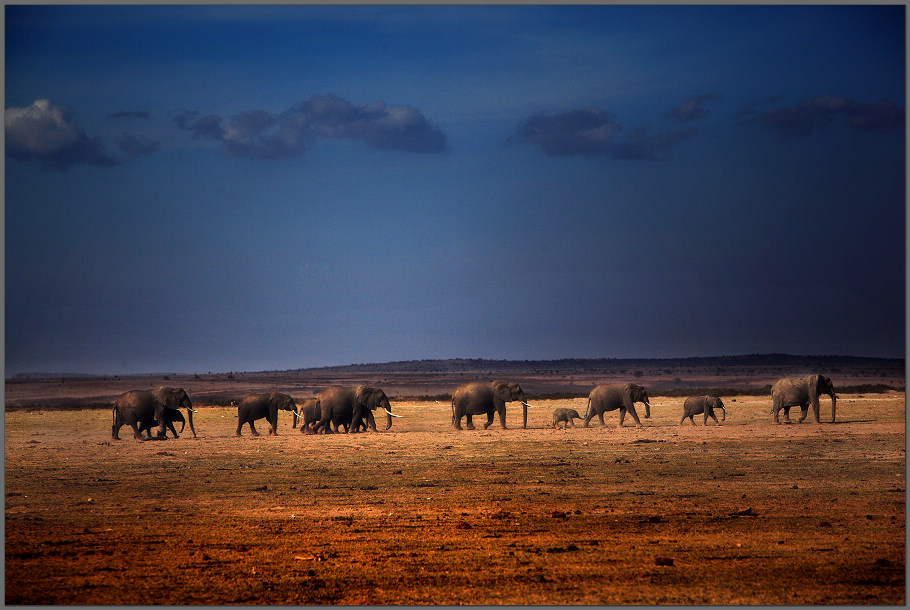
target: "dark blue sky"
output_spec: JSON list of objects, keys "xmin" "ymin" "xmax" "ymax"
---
[{"xmin": 5, "ymin": 5, "xmax": 905, "ymax": 375}]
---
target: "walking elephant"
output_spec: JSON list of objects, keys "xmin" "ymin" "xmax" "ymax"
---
[
  {"xmin": 112, "ymin": 387, "xmax": 197, "ymax": 440},
  {"xmin": 681, "ymin": 395, "xmax": 725, "ymax": 426},
  {"xmin": 235, "ymin": 392, "xmax": 300, "ymax": 437},
  {"xmin": 300, "ymin": 397, "xmax": 366, "ymax": 434},
  {"xmin": 552, "ymin": 408, "xmax": 582, "ymax": 429},
  {"xmin": 311, "ymin": 385, "xmax": 394, "ymax": 433},
  {"xmin": 771, "ymin": 374, "xmax": 837, "ymax": 424},
  {"xmin": 298, "ymin": 398, "xmax": 321, "ymax": 434},
  {"xmin": 451, "ymin": 381, "xmax": 528, "ymax": 430},
  {"xmin": 138, "ymin": 409, "xmax": 186, "ymax": 439},
  {"xmin": 583, "ymin": 383, "xmax": 651, "ymax": 428}
]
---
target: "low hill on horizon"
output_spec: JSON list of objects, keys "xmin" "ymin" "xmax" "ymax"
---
[{"xmin": 10, "ymin": 353, "xmax": 905, "ymax": 380}]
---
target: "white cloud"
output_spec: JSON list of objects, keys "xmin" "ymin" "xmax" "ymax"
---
[{"xmin": 6, "ymin": 99, "xmax": 118, "ymax": 169}]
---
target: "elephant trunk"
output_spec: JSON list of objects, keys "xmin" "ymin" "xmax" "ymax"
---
[
  {"xmin": 382, "ymin": 399, "xmax": 393, "ymax": 430},
  {"xmin": 521, "ymin": 394, "xmax": 528, "ymax": 429},
  {"xmin": 186, "ymin": 406, "xmax": 197, "ymax": 438},
  {"xmin": 644, "ymin": 401, "xmax": 651, "ymax": 419},
  {"xmin": 830, "ymin": 392, "xmax": 836, "ymax": 423},
  {"xmin": 292, "ymin": 407, "xmax": 300, "ymax": 429}
]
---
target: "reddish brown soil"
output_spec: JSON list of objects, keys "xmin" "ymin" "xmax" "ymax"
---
[{"xmin": 5, "ymin": 387, "xmax": 905, "ymax": 605}]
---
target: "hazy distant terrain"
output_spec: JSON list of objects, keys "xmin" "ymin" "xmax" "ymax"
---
[{"xmin": 5, "ymin": 354, "xmax": 905, "ymax": 408}]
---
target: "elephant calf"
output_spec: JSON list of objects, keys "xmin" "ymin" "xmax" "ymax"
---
[
  {"xmin": 551, "ymin": 408, "xmax": 582, "ymax": 429},
  {"xmin": 680, "ymin": 395, "xmax": 725, "ymax": 425}
]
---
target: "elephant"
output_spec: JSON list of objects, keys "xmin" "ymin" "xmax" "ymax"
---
[
  {"xmin": 298, "ymin": 398, "xmax": 321, "ymax": 434},
  {"xmin": 680, "ymin": 395, "xmax": 725, "ymax": 426},
  {"xmin": 583, "ymin": 383, "xmax": 651, "ymax": 428},
  {"xmin": 235, "ymin": 392, "xmax": 300, "ymax": 437},
  {"xmin": 137, "ymin": 408, "xmax": 186, "ymax": 439},
  {"xmin": 451, "ymin": 381, "xmax": 528, "ymax": 430},
  {"xmin": 311, "ymin": 385, "xmax": 393, "ymax": 434},
  {"xmin": 551, "ymin": 408, "xmax": 582, "ymax": 429},
  {"xmin": 299, "ymin": 397, "xmax": 367, "ymax": 434},
  {"xmin": 112, "ymin": 387, "xmax": 197, "ymax": 440},
  {"xmin": 771, "ymin": 374, "xmax": 837, "ymax": 424}
]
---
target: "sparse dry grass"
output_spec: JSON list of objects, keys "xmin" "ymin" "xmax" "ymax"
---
[{"xmin": 5, "ymin": 393, "xmax": 905, "ymax": 604}]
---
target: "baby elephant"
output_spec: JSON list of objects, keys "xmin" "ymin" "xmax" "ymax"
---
[
  {"xmin": 552, "ymin": 408, "xmax": 582, "ymax": 429},
  {"xmin": 681, "ymin": 395, "xmax": 726, "ymax": 425}
]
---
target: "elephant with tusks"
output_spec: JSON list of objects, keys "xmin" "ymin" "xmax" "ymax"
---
[
  {"xmin": 680, "ymin": 395, "xmax": 725, "ymax": 425},
  {"xmin": 451, "ymin": 381, "xmax": 528, "ymax": 430},
  {"xmin": 299, "ymin": 397, "xmax": 367, "ymax": 434},
  {"xmin": 311, "ymin": 385, "xmax": 396, "ymax": 433},
  {"xmin": 235, "ymin": 392, "xmax": 300, "ymax": 437},
  {"xmin": 112, "ymin": 387, "xmax": 197, "ymax": 441}
]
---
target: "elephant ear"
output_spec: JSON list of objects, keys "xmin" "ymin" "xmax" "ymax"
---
[
  {"xmin": 491, "ymin": 381, "xmax": 510, "ymax": 401},
  {"xmin": 355, "ymin": 386, "xmax": 375, "ymax": 408}
]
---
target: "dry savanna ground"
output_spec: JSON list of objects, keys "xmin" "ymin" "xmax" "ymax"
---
[{"xmin": 5, "ymin": 391, "xmax": 906, "ymax": 605}]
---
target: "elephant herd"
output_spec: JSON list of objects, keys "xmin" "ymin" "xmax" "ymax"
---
[{"xmin": 110, "ymin": 374, "xmax": 838, "ymax": 441}]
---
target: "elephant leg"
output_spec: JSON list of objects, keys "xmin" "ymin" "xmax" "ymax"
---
[
  {"xmin": 269, "ymin": 415, "xmax": 278, "ymax": 435},
  {"xmin": 598, "ymin": 413, "xmax": 607, "ymax": 427},
  {"xmin": 166, "ymin": 421, "xmax": 179, "ymax": 438},
  {"xmin": 626, "ymin": 406, "xmax": 643, "ymax": 427},
  {"xmin": 129, "ymin": 422, "xmax": 145, "ymax": 440},
  {"xmin": 483, "ymin": 411, "xmax": 495, "ymax": 430},
  {"xmin": 235, "ymin": 420, "xmax": 245, "ymax": 437},
  {"xmin": 465, "ymin": 414, "xmax": 475, "ymax": 430},
  {"xmin": 249, "ymin": 421, "xmax": 261, "ymax": 436},
  {"xmin": 782, "ymin": 407, "xmax": 793, "ymax": 424},
  {"xmin": 798, "ymin": 407, "xmax": 809, "ymax": 424}
]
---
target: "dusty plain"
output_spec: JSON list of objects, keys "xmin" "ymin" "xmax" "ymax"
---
[{"xmin": 4, "ymin": 361, "xmax": 906, "ymax": 605}]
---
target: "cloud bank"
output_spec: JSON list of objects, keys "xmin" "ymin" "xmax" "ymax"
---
[
  {"xmin": 173, "ymin": 94, "xmax": 448, "ymax": 159},
  {"xmin": 755, "ymin": 95, "xmax": 904, "ymax": 139},
  {"xmin": 665, "ymin": 93, "xmax": 716, "ymax": 122},
  {"xmin": 509, "ymin": 105, "xmax": 697, "ymax": 160},
  {"xmin": 5, "ymin": 99, "xmax": 119, "ymax": 170}
]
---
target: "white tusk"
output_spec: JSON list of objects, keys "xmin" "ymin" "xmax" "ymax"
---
[
  {"xmin": 522, "ymin": 402, "xmax": 536, "ymax": 408},
  {"xmin": 381, "ymin": 408, "xmax": 403, "ymax": 418},
  {"xmin": 190, "ymin": 409, "xmax": 199, "ymax": 413}
]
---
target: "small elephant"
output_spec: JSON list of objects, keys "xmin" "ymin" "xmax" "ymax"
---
[
  {"xmin": 137, "ymin": 409, "xmax": 186, "ymax": 439},
  {"xmin": 680, "ymin": 395, "xmax": 725, "ymax": 425},
  {"xmin": 551, "ymin": 408, "xmax": 582, "ymax": 429},
  {"xmin": 112, "ymin": 387, "xmax": 197, "ymax": 441},
  {"xmin": 451, "ymin": 381, "xmax": 528, "ymax": 430},
  {"xmin": 583, "ymin": 383, "xmax": 651, "ymax": 428},
  {"xmin": 298, "ymin": 398, "xmax": 321, "ymax": 434},
  {"xmin": 312, "ymin": 385, "xmax": 393, "ymax": 434},
  {"xmin": 236, "ymin": 392, "xmax": 300, "ymax": 437},
  {"xmin": 771, "ymin": 374, "xmax": 837, "ymax": 424}
]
